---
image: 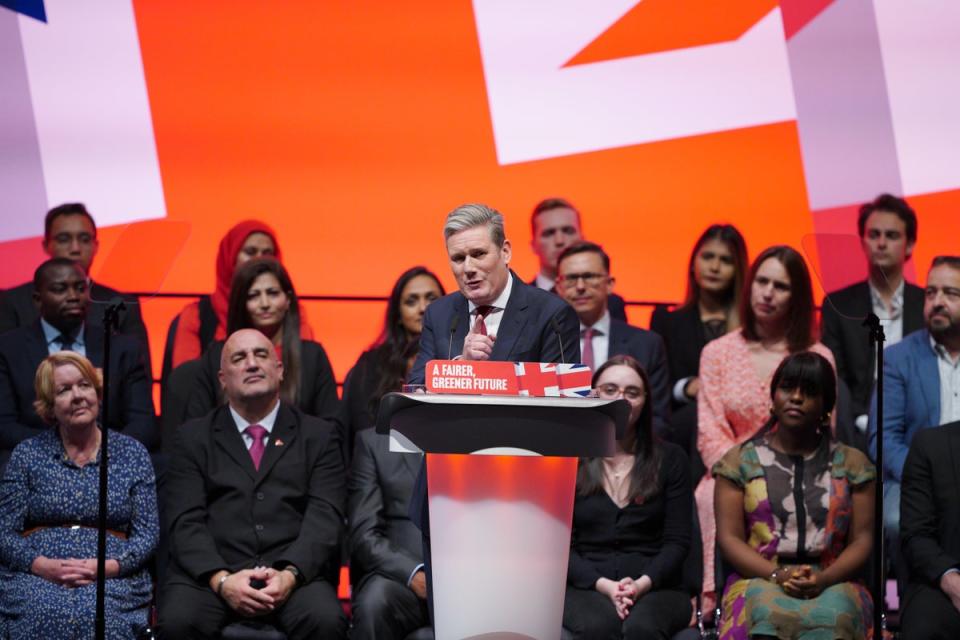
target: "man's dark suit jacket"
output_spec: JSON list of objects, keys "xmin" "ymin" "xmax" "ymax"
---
[
  {"xmin": 900, "ymin": 421, "xmax": 960, "ymax": 608},
  {"xmin": 608, "ymin": 319, "xmax": 671, "ymax": 437},
  {"xmin": 348, "ymin": 428, "xmax": 423, "ymax": 591},
  {"xmin": 0, "ymin": 280, "xmax": 152, "ymax": 373},
  {"xmin": 184, "ymin": 339, "xmax": 340, "ymax": 424},
  {"xmin": 0, "ymin": 321, "xmax": 156, "ymax": 469},
  {"xmin": 821, "ymin": 280, "xmax": 924, "ymax": 417},
  {"xmin": 408, "ymin": 274, "xmax": 581, "ymax": 385},
  {"xmin": 527, "ymin": 276, "xmax": 627, "ymax": 322},
  {"xmin": 164, "ymin": 402, "xmax": 345, "ymax": 589}
]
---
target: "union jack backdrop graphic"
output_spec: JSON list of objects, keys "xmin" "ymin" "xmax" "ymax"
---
[{"xmin": 515, "ymin": 363, "xmax": 593, "ymax": 398}]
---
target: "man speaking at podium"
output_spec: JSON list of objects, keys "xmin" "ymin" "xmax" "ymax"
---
[{"xmin": 405, "ymin": 202, "xmax": 580, "ymax": 617}]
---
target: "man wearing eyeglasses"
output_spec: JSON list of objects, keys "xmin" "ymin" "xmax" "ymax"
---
[
  {"xmin": 0, "ymin": 203, "xmax": 150, "ymax": 370},
  {"xmin": 556, "ymin": 241, "xmax": 671, "ymax": 437}
]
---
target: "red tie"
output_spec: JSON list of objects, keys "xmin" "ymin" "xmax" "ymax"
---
[
  {"xmin": 244, "ymin": 424, "xmax": 267, "ymax": 470},
  {"xmin": 473, "ymin": 305, "xmax": 494, "ymax": 336},
  {"xmin": 582, "ymin": 328, "xmax": 595, "ymax": 371}
]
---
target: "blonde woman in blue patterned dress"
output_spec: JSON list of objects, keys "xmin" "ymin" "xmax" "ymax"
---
[{"xmin": 0, "ymin": 351, "xmax": 158, "ymax": 639}]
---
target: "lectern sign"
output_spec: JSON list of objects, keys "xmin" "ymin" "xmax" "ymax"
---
[{"xmin": 426, "ymin": 359, "xmax": 593, "ymax": 397}]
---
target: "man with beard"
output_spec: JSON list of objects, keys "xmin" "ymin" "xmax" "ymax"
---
[{"xmin": 869, "ymin": 256, "xmax": 960, "ymax": 559}]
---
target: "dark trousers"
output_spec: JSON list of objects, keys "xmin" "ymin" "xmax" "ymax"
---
[
  {"xmin": 158, "ymin": 579, "xmax": 346, "ymax": 640},
  {"xmin": 901, "ymin": 583, "xmax": 960, "ymax": 640},
  {"xmin": 351, "ymin": 574, "xmax": 430, "ymax": 640},
  {"xmin": 562, "ymin": 585, "xmax": 691, "ymax": 640}
]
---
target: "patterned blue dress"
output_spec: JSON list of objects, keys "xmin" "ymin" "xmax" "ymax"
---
[{"xmin": 0, "ymin": 430, "xmax": 158, "ymax": 639}]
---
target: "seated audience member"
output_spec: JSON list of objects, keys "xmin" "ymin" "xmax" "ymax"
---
[
  {"xmin": 900, "ymin": 421, "xmax": 960, "ymax": 639},
  {"xmin": 0, "ymin": 352, "xmax": 158, "ymax": 638},
  {"xmin": 822, "ymin": 193, "xmax": 924, "ymax": 434},
  {"xmin": 348, "ymin": 427, "xmax": 431, "ymax": 639},
  {"xmin": 185, "ymin": 257, "xmax": 338, "ymax": 423},
  {"xmin": 564, "ymin": 355, "xmax": 692, "ymax": 640},
  {"xmin": 714, "ymin": 352, "xmax": 875, "ymax": 640},
  {"xmin": 556, "ymin": 242, "xmax": 671, "ymax": 437},
  {"xmin": 0, "ymin": 259, "xmax": 156, "ymax": 471},
  {"xmin": 159, "ymin": 329, "xmax": 346, "ymax": 640},
  {"xmin": 650, "ymin": 224, "xmax": 748, "ymax": 471},
  {"xmin": 340, "ymin": 266, "xmax": 444, "ymax": 453},
  {"xmin": 0, "ymin": 203, "xmax": 151, "ymax": 368},
  {"xmin": 869, "ymin": 255, "xmax": 960, "ymax": 570},
  {"xmin": 696, "ymin": 245, "xmax": 835, "ymax": 606},
  {"xmin": 528, "ymin": 197, "xmax": 627, "ymax": 321},
  {"xmin": 167, "ymin": 219, "xmax": 313, "ymax": 371}
]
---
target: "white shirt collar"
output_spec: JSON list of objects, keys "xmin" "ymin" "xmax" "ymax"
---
[
  {"xmin": 580, "ymin": 309, "xmax": 611, "ymax": 336},
  {"xmin": 868, "ymin": 278, "xmax": 905, "ymax": 318},
  {"xmin": 534, "ymin": 272, "xmax": 555, "ymax": 291},
  {"xmin": 468, "ymin": 271, "xmax": 514, "ymax": 314},
  {"xmin": 229, "ymin": 399, "xmax": 281, "ymax": 435}
]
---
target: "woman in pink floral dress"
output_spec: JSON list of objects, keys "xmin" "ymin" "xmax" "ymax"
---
[{"xmin": 695, "ymin": 245, "xmax": 836, "ymax": 606}]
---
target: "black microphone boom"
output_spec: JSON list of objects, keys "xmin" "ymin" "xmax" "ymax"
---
[
  {"xmin": 447, "ymin": 314, "xmax": 460, "ymax": 360},
  {"xmin": 549, "ymin": 317, "xmax": 566, "ymax": 365}
]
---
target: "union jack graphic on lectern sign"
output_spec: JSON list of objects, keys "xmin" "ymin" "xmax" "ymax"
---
[{"xmin": 514, "ymin": 362, "xmax": 593, "ymax": 397}]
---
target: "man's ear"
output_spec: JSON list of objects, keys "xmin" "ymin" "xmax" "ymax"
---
[
  {"xmin": 905, "ymin": 240, "xmax": 916, "ymax": 263},
  {"xmin": 218, "ymin": 368, "xmax": 226, "ymax": 391},
  {"xmin": 501, "ymin": 238, "xmax": 512, "ymax": 265},
  {"xmin": 607, "ymin": 276, "xmax": 616, "ymax": 292},
  {"xmin": 276, "ymin": 358, "xmax": 284, "ymax": 382},
  {"xmin": 32, "ymin": 291, "xmax": 41, "ymax": 310}
]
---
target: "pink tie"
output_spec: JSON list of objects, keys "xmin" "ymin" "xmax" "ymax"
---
[
  {"xmin": 474, "ymin": 305, "xmax": 493, "ymax": 336},
  {"xmin": 244, "ymin": 424, "xmax": 267, "ymax": 470},
  {"xmin": 582, "ymin": 328, "xmax": 595, "ymax": 371}
]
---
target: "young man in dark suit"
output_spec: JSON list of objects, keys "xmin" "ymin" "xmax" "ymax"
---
[
  {"xmin": 900, "ymin": 420, "xmax": 960, "ymax": 639},
  {"xmin": 0, "ymin": 258, "xmax": 155, "ymax": 470},
  {"xmin": 821, "ymin": 193, "xmax": 924, "ymax": 431},
  {"xmin": 527, "ymin": 197, "xmax": 627, "ymax": 321},
  {"xmin": 556, "ymin": 241, "xmax": 671, "ymax": 437},
  {"xmin": 159, "ymin": 329, "xmax": 347, "ymax": 639},
  {"xmin": 348, "ymin": 428, "xmax": 429, "ymax": 640},
  {"xmin": 0, "ymin": 203, "xmax": 151, "ymax": 370}
]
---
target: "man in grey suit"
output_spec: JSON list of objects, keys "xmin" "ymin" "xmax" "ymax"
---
[{"xmin": 348, "ymin": 428, "xmax": 428, "ymax": 639}]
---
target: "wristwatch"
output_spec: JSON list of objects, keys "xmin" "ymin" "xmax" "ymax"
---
[{"xmin": 283, "ymin": 564, "xmax": 303, "ymax": 587}]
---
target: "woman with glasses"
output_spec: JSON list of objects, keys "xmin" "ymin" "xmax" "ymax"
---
[
  {"xmin": 714, "ymin": 352, "xmax": 874, "ymax": 639},
  {"xmin": 563, "ymin": 355, "xmax": 693, "ymax": 639}
]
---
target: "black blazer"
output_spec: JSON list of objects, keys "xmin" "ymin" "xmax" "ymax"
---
[
  {"xmin": 649, "ymin": 304, "xmax": 708, "ymax": 391},
  {"xmin": 901, "ymin": 421, "xmax": 960, "ymax": 604},
  {"xmin": 165, "ymin": 402, "xmax": 345, "ymax": 587},
  {"xmin": 408, "ymin": 274, "xmax": 581, "ymax": 384},
  {"xmin": 0, "ymin": 321, "xmax": 156, "ymax": 469},
  {"xmin": 184, "ymin": 339, "xmax": 340, "ymax": 424},
  {"xmin": 527, "ymin": 276, "xmax": 627, "ymax": 322},
  {"xmin": 821, "ymin": 281, "xmax": 924, "ymax": 417},
  {"xmin": 608, "ymin": 319, "xmax": 671, "ymax": 437},
  {"xmin": 348, "ymin": 428, "xmax": 423, "ymax": 591},
  {"xmin": 568, "ymin": 443, "xmax": 692, "ymax": 590},
  {"xmin": 0, "ymin": 280, "xmax": 152, "ymax": 374}
]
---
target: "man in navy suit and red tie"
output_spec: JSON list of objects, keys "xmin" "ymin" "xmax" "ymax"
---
[
  {"xmin": 406, "ymin": 203, "xmax": 580, "ymax": 618},
  {"xmin": 555, "ymin": 241, "xmax": 671, "ymax": 437}
]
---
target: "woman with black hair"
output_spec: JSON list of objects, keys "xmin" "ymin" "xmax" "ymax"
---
[
  {"xmin": 713, "ymin": 351, "xmax": 875, "ymax": 639},
  {"xmin": 340, "ymin": 267, "xmax": 445, "ymax": 452},
  {"xmin": 186, "ymin": 257, "xmax": 339, "ymax": 421},
  {"xmin": 563, "ymin": 355, "xmax": 693, "ymax": 640}
]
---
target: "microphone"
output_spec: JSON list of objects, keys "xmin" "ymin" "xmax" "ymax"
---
[
  {"xmin": 447, "ymin": 314, "xmax": 460, "ymax": 360},
  {"xmin": 549, "ymin": 317, "xmax": 566, "ymax": 365}
]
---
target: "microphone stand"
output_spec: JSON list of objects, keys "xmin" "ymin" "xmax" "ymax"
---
[
  {"xmin": 864, "ymin": 313, "xmax": 884, "ymax": 640},
  {"xmin": 95, "ymin": 299, "xmax": 124, "ymax": 640}
]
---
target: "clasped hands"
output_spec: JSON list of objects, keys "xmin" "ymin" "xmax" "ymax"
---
[
  {"xmin": 31, "ymin": 556, "xmax": 119, "ymax": 588},
  {"xmin": 214, "ymin": 567, "xmax": 297, "ymax": 617},
  {"xmin": 775, "ymin": 565, "xmax": 824, "ymax": 599},
  {"xmin": 596, "ymin": 576, "xmax": 652, "ymax": 620}
]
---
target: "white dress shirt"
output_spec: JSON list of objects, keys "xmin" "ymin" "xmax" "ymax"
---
[
  {"xmin": 467, "ymin": 274, "xmax": 514, "ymax": 338},
  {"xmin": 229, "ymin": 400, "xmax": 280, "ymax": 450},
  {"xmin": 580, "ymin": 310, "xmax": 611, "ymax": 368},
  {"xmin": 932, "ymin": 337, "xmax": 960, "ymax": 426}
]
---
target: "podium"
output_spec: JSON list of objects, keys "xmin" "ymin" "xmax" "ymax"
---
[{"xmin": 377, "ymin": 390, "xmax": 629, "ymax": 640}]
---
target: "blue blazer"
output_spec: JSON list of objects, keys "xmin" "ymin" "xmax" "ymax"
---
[
  {"xmin": 868, "ymin": 329, "xmax": 941, "ymax": 482},
  {"xmin": 408, "ymin": 274, "xmax": 581, "ymax": 384},
  {"xmin": 608, "ymin": 319, "xmax": 671, "ymax": 437}
]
